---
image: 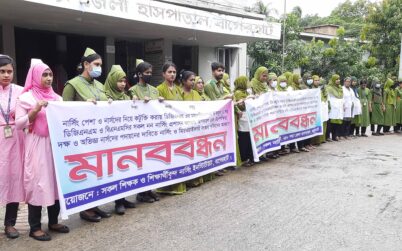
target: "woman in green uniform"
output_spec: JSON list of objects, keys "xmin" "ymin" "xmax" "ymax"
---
[
  {"xmin": 62, "ymin": 47, "xmax": 111, "ymax": 222},
  {"xmin": 128, "ymin": 61, "xmax": 163, "ymax": 202},
  {"xmin": 395, "ymin": 81, "xmax": 402, "ymax": 133},
  {"xmin": 155, "ymin": 62, "xmax": 186, "ymax": 195},
  {"xmin": 275, "ymin": 75, "xmax": 297, "ymax": 154},
  {"xmin": 178, "ymin": 70, "xmax": 206, "ymax": 186},
  {"xmin": 234, "ymin": 76, "xmax": 257, "ymax": 166},
  {"xmin": 350, "ymin": 76, "xmax": 361, "ymax": 136},
  {"xmin": 194, "ymin": 76, "xmax": 211, "ymax": 101},
  {"xmin": 311, "ymin": 75, "xmax": 329, "ymax": 145},
  {"xmin": 370, "ymin": 78, "xmax": 385, "ymax": 136},
  {"xmin": 250, "ymin": 66, "xmax": 268, "ymax": 95},
  {"xmin": 383, "ymin": 78, "xmax": 396, "ymax": 134},
  {"xmin": 104, "ymin": 65, "xmax": 137, "ymax": 215},
  {"xmin": 222, "ymin": 73, "xmax": 231, "ymax": 93},
  {"xmin": 356, "ymin": 80, "xmax": 371, "ymax": 137},
  {"xmin": 326, "ymin": 74, "xmax": 343, "ymax": 141},
  {"xmin": 267, "ymin": 73, "xmax": 278, "ymax": 92}
]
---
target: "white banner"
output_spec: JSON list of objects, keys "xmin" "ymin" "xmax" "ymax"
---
[
  {"xmin": 46, "ymin": 100, "xmax": 236, "ymax": 219},
  {"xmin": 245, "ymin": 89, "xmax": 323, "ymax": 162}
]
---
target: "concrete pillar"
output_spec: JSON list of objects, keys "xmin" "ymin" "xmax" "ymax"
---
[{"xmin": 238, "ymin": 43, "xmax": 247, "ymax": 77}]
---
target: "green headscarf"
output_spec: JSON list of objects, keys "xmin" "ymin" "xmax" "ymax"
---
[
  {"xmin": 303, "ymin": 72, "xmax": 312, "ymax": 83},
  {"xmin": 326, "ymin": 74, "xmax": 343, "ymax": 98},
  {"xmin": 234, "ymin": 76, "xmax": 249, "ymax": 101},
  {"xmin": 250, "ymin": 66, "xmax": 268, "ymax": 94},
  {"xmin": 222, "ymin": 73, "xmax": 230, "ymax": 91},
  {"xmin": 284, "ymin": 72, "xmax": 293, "ymax": 89},
  {"xmin": 302, "ymin": 72, "xmax": 311, "ymax": 89},
  {"xmin": 104, "ymin": 65, "xmax": 130, "ymax": 100},
  {"xmin": 384, "ymin": 78, "xmax": 396, "ymax": 105},
  {"xmin": 276, "ymin": 75, "xmax": 288, "ymax": 92},
  {"xmin": 291, "ymin": 73, "xmax": 302, "ymax": 90},
  {"xmin": 234, "ymin": 76, "xmax": 249, "ymax": 111},
  {"xmin": 312, "ymin": 75, "xmax": 328, "ymax": 102},
  {"xmin": 268, "ymin": 72, "xmax": 277, "ymax": 81},
  {"xmin": 194, "ymin": 76, "xmax": 210, "ymax": 101}
]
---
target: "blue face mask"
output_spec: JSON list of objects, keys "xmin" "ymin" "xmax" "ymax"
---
[
  {"xmin": 89, "ymin": 66, "xmax": 102, "ymax": 78},
  {"xmin": 307, "ymin": 79, "xmax": 313, "ymax": 85}
]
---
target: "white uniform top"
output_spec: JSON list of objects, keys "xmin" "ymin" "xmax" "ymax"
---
[{"xmin": 342, "ymin": 86, "xmax": 354, "ymax": 118}]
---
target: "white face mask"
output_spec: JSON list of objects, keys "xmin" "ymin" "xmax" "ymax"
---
[
  {"xmin": 271, "ymin": 81, "xmax": 278, "ymax": 88},
  {"xmin": 280, "ymin": 82, "xmax": 287, "ymax": 88},
  {"xmin": 375, "ymin": 84, "xmax": 381, "ymax": 88},
  {"xmin": 307, "ymin": 79, "xmax": 313, "ymax": 85}
]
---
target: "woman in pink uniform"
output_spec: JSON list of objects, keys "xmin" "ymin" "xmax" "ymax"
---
[
  {"xmin": 0, "ymin": 54, "xmax": 25, "ymax": 239},
  {"xmin": 16, "ymin": 59, "xmax": 69, "ymax": 241}
]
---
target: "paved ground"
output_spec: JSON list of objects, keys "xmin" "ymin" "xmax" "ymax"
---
[{"xmin": 1, "ymin": 133, "xmax": 402, "ymax": 251}]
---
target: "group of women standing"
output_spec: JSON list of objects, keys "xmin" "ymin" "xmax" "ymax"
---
[{"xmin": 1, "ymin": 48, "xmax": 401, "ymax": 242}]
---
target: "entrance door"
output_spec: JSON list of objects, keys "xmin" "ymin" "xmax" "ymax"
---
[{"xmin": 173, "ymin": 45, "xmax": 198, "ymax": 75}]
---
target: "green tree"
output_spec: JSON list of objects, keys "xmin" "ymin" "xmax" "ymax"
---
[
  {"xmin": 300, "ymin": 0, "xmax": 375, "ymax": 38},
  {"xmin": 362, "ymin": 0, "xmax": 402, "ymax": 77},
  {"xmin": 247, "ymin": 6, "xmax": 305, "ymax": 75},
  {"xmin": 246, "ymin": 0, "xmax": 278, "ymax": 20}
]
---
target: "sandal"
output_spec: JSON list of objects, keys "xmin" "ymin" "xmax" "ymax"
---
[
  {"xmin": 29, "ymin": 230, "xmax": 51, "ymax": 241},
  {"xmin": 48, "ymin": 224, "xmax": 70, "ymax": 233},
  {"xmin": 242, "ymin": 161, "xmax": 254, "ymax": 167},
  {"xmin": 148, "ymin": 191, "xmax": 160, "ymax": 201},
  {"xmin": 5, "ymin": 226, "xmax": 19, "ymax": 239},
  {"xmin": 300, "ymin": 147, "xmax": 310, "ymax": 152}
]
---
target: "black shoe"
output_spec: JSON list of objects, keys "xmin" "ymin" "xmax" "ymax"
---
[
  {"xmin": 48, "ymin": 224, "xmax": 70, "ymax": 233},
  {"xmin": 215, "ymin": 171, "xmax": 224, "ymax": 176},
  {"xmin": 93, "ymin": 207, "xmax": 111, "ymax": 218},
  {"xmin": 148, "ymin": 191, "xmax": 160, "ymax": 201},
  {"xmin": 115, "ymin": 204, "xmax": 125, "ymax": 215},
  {"xmin": 121, "ymin": 199, "xmax": 136, "ymax": 208},
  {"xmin": 137, "ymin": 193, "xmax": 155, "ymax": 203},
  {"xmin": 5, "ymin": 226, "xmax": 19, "ymax": 239},
  {"xmin": 270, "ymin": 154, "xmax": 278, "ymax": 159},
  {"xmin": 29, "ymin": 230, "xmax": 51, "ymax": 241},
  {"xmin": 79, "ymin": 211, "xmax": 101, "ymax": 222},
  {"xmin": 361, "ymin": 134, "xmax": 368, "ymax": 137},
  {"xmin": 226, "ymin": 166, "xmax": 236, "ymax": 171}
]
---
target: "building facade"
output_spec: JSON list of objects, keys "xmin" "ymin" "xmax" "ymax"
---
[{"xmin": 0, "ymin": 0, "xmax": 280, "ymax": 92}]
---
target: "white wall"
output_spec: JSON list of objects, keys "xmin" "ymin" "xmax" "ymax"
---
[
  {"xmin": 198, "ymin": 46, "xmax": 216, "ymax": 82},
  {"xmin": 238, "ymin": 43, "xmax": 248, "ymax": 77},
  {"xmin": 198, "ymin": 43, "xmax": 248, "ymax": 90}
]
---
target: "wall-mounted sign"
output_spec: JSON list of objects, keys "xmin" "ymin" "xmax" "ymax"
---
[{"xmin": 26, "ymin": 0, "xmax": 281, "ymax": 40}]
